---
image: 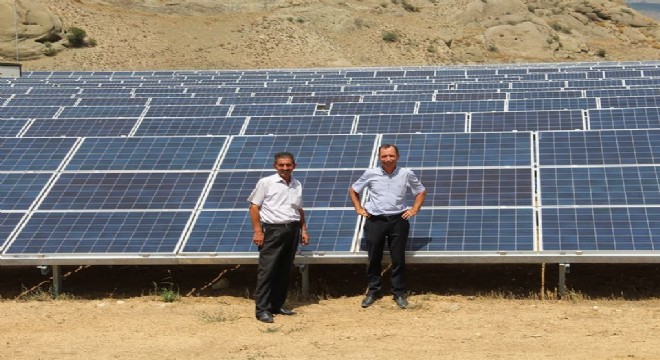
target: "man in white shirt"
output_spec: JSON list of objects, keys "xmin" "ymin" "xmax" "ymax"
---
[
  {"xmin": 349, "ymin": 144, "xmax": 426, "ymax": 309},
  {"xmin": 249, "ymin": 152, "xmax": 309, "ymax": 323}
]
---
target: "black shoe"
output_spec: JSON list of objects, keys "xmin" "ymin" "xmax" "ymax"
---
[
  {"xmin": 256, "ymin": 312, "xmax": 274, "ymax": 323},
  {"xmin": 394, "ymin": 295, "xmax": 408, "ymax": 309},
  {"xmin": 274, "ymin": 308, "xmax": 296, "ymax": 316},
  {"xmin": 361, "ymin": 294, "xmax": 380, "ymax": 308}
]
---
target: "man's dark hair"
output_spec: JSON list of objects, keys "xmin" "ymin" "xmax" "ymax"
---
[
  {"xmin": 274, "ymin": 151, "xmax": 296, "ymax": 163},
  {"xmin": 379, "ymin": 144, "xmax": 399, "ymax": 156}
]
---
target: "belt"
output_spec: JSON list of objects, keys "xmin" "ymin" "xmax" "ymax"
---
[
  {"xmin": 370, "ymin": 212, "xmax": 404, "ymax": 221},
  {"xmin": 262, "ymin": 221, "xmax": 300, "ymax": 229}
]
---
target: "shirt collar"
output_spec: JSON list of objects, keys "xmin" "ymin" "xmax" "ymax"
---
[{"xmin": 379, "ymin": 166, "xmax": 399, "ymax": 176}]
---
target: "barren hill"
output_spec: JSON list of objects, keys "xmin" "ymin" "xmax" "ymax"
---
[{"xmin": 2, "ymin": 0, "xmax": 660, "ymax": 71}]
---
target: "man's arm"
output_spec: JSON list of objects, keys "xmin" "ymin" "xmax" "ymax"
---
[
  {"xmin": 299, "ymin": 209, "xmax": 309, "ymax": 246},
  {"xmin": 249, "ymin": 203, "xmax": 264, "ymax": 246},
  {"xmin": 402, "ymin": 189, "xmax": 427, "ymax": 220},
  {"xmin": 349, "ymin": 187, "xmax": 370, "ymax": 218}
]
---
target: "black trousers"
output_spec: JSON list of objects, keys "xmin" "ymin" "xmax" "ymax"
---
[
  {"xmin": 364, "ymin": 214, "xmax": 409, "ymax": 297},
  {"xmin": 255, "ymin": 223, "xmax": 300, "ymax": 316}
]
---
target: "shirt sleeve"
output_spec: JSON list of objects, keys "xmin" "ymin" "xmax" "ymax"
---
[
  {"xmin": 248, "ymin": 178, "xmax": 267, "ymax": 205},
  {"xmin": 351, "ymin": 170, "xmax": 371, "ymax": 193},
  {"xmin": 407, "ymin": 169, "xmax": 426, "ymax": 195}
]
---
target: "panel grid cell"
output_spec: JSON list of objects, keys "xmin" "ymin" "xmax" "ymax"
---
[
  {"xmin": 1, "ymin": 212, "xmax": 25, "ymax": 249},
  {"xmin": 134, "ymin": 117, "xmax": 245, "ymax": 136},
  {"xmin": 0, "ymin": 173, "xmax": 53, "ymax": 210},
  {"xmin": 0, "ymin": 137, "xmax": 77, "ymax": 171},
  {"xmin": 357, "ymin": 113, "xmax": 466, "ymax": 134},
  {"xmin": 243, "ymin": 115, "xmax": 354, "ymax": 135},
  {"xmin": 589, "ymin": 108, "xmax": 660, "ymax": 130},
  {"xmin": 471, "ymin": 110, "xmax": 583, "ymax": 132},
  {"xmin": 25, "ymin": 118, "xmax": 137, "ymax": 137}
]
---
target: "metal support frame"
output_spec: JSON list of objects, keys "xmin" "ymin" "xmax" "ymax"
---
[
  {"xmin": 558, "ymin": 263, "xmax": 570, "ymax": 297},
  {"xmin": 52, "ymin": 265, "xmax": 62, "ymax": 296},
  {"xmin": 298, "ymin": 264, "xmax": 309, "ymax": 295}
]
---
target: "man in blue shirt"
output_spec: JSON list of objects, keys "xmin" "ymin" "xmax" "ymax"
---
[{"xmin": 349, "ymin": 144, "xmax": 426, "ymax": 309}]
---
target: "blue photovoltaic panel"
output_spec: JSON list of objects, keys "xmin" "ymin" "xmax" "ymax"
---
[
  {"xmin": 220, "ymin": 135, "xmax": 376, "ymax": 170},
  {"xmin": 205, "ymin": 170, "xmax": 361, "ymax": 209},
  {"xmin": 59, "ymin": 106, "xmax": 145, "ymax": 118},
  {"xmin": 0, "ymin": 173, "xmax": 52, "ymax": 210},
  {"xmin": 361, "ymin": 94, "xmax": 433, "ymax": 103},
  {"xmin": 418, "ymin": 100, "xmax": 504, "ymax": 113},
  {"xmin": 1, "ymin": 212, "xmax": 24, "ymax": 249},
  {"xmin": 67, "ymin": 136, "xmax": 226, "ymax": 171},
  {"xmin": 537, "ymin": 129, "xmax": 660, "ymax": 166},
  {"xmin": 148, "ymin": 97, "xmax": 219, "ymax": 106},
  {"xmin": 144, "ymin": 105, "xmax": 230, "ymax": 118},
  {"xmin": 6, "ymin": 98, "xmax": 78, "ymax": 107},
  {"xmin": 359, "ymin": 208, "xmax": 535, "ymax": 252},
  {"xmin": 586, "ymin": 88, "xmax": 660, "ymax": 98},
  {"xmin": 5, "ymin": 211, "xmax": 191, "ymax": 254},
  {"xmin": 77, "ymin": 98, "xmax": 149, "ymax": 106},
  {"xmin": 415, "ymin": 168, "xmax": 533, "ymax": 207},
  {"xmin": 135, "ymin": 117, "xmax": 245, "ymax": 136},
  {"xmin": 0, "ymin": 119, "xmax": 28, "ymax": 136},
  {"xmin": 508, "ymin": 98, "xmax": 597, "ymax": 111},
  {"xmin": 589, "ymin": 108, "xmax": 660, "ymax": 130},
  {"xmin": 220, "ymin": 96, "xmax": 290, "ymax": 105},
  {"xmin": 434, "ymin": 92, "xmax": 506, "ymax": 101},
  {"xmin": 230, "ymin": 104, "xmax": 317, "ymax": 117},
  {"xmin": 330, "ymin": 102, "xmax": 416, "ymax": 115},
  {"xmin": 540, "ymin": 166, "xmax": 660, "ymax": 206},
  {"xmin": 600, "ymin": 96, "xmax": 660, "ymax": 109},
  {"xmin": 243, "ymin": 115, "xmax": 355, "ymax": 135},
  {"xmin": 471, "ymin": 110, "xmax": 583, "ymax": 132},
  {"xmin": 0, "ymin": 137, "xmax": 76, "ymax": 171},
  {"xmin": 541, "ymin": 207, "xmax": 660, "ymax": 251},
  {"xmin": 39, "ymin": 172, "xmax": 209, "ymax": 210},
  {"xmin": 25, "ymin": 118, "xmax": 137, "ymax": 137},
  {"xmin": 183, "ymin": 209, "xmax": 357, "ymax": 253},
  {"xmin": 380, "ymin": 132, "xmax": 532, "ymax": 167},
  {"xmin": 507, "ymin": 90, "xmax": 583, "ymax": 100},
  {"xmin": 357, "ymin": 113, "xmax": 466, "ymax": 134},
  {"xmin": 0, "ymin": 106, "xmax": 59, "ymax": 119},
  {"xmin": 290, "ymin": 95, "xmax": 362, "ymax": 104}
]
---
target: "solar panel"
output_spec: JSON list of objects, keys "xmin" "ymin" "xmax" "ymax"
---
[
  {"xmin": 415, "ymin": 168, "xmax": 533, "ymax": 207},
  {"xmin": 0, "ymin": 212, "xmax": 24, "ymax": 250},
  {"xmin": 589, "ymin": 108, "xmax": 660, "ymax": 130},
  {"xmin": 356, "ymin": 113, "xmax": 466, "ymax": 133},
  {"xmin": 600, "ymin": 95, "xmax": 660, "ymax": 109},
  {"xmin": 0, "ymin": 137, "xmax": 76, "ymax": 171},
  {"xmin": 220, "ymin": 135, "xmax": 376, "ymax": 170},
  {"xmin": 0, "ymin": 106, "xmax": 60, "ymax": 119},
  {"xmin": 0, "ymin": 119, "xmax": 28, "ymax": 136},
  {"xmin": 418, "ymin": 100, "xmax": 504, "ymax": 113},
  {"xmin": 148, "ymin": 97, "xmax": 219, "ymax": 106},
  {"xmin": 359, "ymin": 208, "xmax": 535, "ymax": 252},
  {"xmin": 220, "ymin": 96, "xmax": 291, "ymax": 105},
  {"xmin": 541, "ymin": 207, "xmax": 660, "ymax": 251},
  {"xmin": 77, "ymin": 98, "xmax": 149, "ymax": 107},
  {"xmin": 25, "ymin": 118, "xmax": 138, "ymax": 137},
  {"xmin": 361, "ymin": 94, "xmax": 433, "ymax": 103},
  {"xmin": 59, "ymin": 106, "xmax": 145, "ymax": 119},
  {"xmin": 6, "ymin": 98, "xmax": 78, "ymax": 107},
  {"xmin": 134, "ymin": 117, "xmax": 245, "ymax": 136},
  {"xmin": 471, "ymin": 110, "xmax": 583, "ymax": 132},
  {"xmin": 508, "ymin": 98, "xmax": 597, "ymax": 111},
  {"xmin": 39, "ymin": 172, "xmax": 209, "ymax": 210},
  {"xmin": 144, "ymin": 105, "xmax": 230, "ymax": 118},
  {"xmin": 538, "ymin": 129, "xmax": 660, "ymax": 166},
  {"xmin": 243, "ymin": 115, "xmax": 355, "ymax": 135},
  {"xmin": 290, "ymin": 95, "xmax": 362, "ymax": 104},
  {"xmin": 380, "ymin": 132, "xmax": 533, "ymax": 167},
  {"xmin": 507, "ymin": 90, "xmax": 583, "ymax": 100},
  {"xmin": 67, "ymin": 136, "xmax": 227, "ymax": 171},
  {"xmin": 0, "ymin": 173, "xmax": 52, "ymax": 210},
  {"xmin": 228, "ymin": 104, "xmax": 317, "ymax": 117},
  {"xmin": 182, "ymin": 209, "xmax": 358, "ymax": 253},
  {"xmin": 434, "ymin": 92, "xmax": 506, "ymax": 101},
  {"xmin": 540, "ymin": 166, "xmax": 660, "ymax": 206},
  {"xmin": 330, "ymin": 102, "xmax": 416, "ymax": 115},
  {"xmin": 5, "ymin": 211, "xmax": 191, "ymax": 254}
]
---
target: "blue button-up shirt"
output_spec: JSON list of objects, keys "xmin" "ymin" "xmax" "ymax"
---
[{"xmin": 351, "ymin": 167, "xmax": 425, "ymax": 216}]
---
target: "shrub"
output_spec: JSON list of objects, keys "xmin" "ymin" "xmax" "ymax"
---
[
  {"xmin": 67, "ymin": 27, "xmax": 87, "ymax": 48},
  {"xmin": 382, "ymin": 31, "xmax": 399, "ymax": 42}
]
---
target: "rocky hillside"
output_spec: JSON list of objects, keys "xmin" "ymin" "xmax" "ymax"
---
[{"xmin": 1, "ymin": 0, "xmax": 659, "ymax": 71}]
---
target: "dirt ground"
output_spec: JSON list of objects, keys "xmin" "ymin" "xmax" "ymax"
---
[{"xmin": 1, "ymin": 263, "xmax": 660, "ymax": 359}]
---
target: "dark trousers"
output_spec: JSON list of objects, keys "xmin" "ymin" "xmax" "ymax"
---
[
  {"xmin": 364, "ymin": 214, "xmax": 409, "ymax": 297},
  {"xmin": 255, "ymin": 223, "xmax": 300, "ymax": 316}
]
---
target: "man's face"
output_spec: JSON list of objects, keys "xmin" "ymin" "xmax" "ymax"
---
[
  {"xmin": 273, "ymin": 156, "xmax": 296, "ymax": 179},
  {"xmin": 379, "ymin": 147, "xmax": 398, "ymax": 168}
]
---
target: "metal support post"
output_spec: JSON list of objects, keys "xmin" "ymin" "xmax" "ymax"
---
[
  {"xmin": 52, "ymin": 265, "xmax": 62, "ymax": 296},
  {"xmin": 298, "ymin": 264, "xmax": 309, "ymax": 295},
  {"xmin": 558, "ymin": 263, "xmax": 570, "ymax": 298}
]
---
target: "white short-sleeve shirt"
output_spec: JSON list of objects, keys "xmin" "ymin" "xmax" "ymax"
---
[{"xmin": 248, "ymin": 173, "xmax": 303, "ymax": 224}]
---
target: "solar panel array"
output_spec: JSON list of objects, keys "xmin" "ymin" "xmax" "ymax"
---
[{"xmin": 2, "ymin": 61, "xmax": 660, "ymax": 265}]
